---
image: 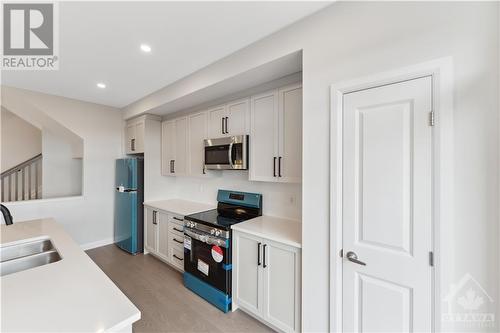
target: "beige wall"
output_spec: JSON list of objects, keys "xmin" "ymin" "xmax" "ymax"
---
[{"xmin": 1, "ymin": 108, "xmax": 42, "ymax": 173}]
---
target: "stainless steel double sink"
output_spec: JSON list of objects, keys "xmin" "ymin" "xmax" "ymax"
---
[{"xmin": 0, "ymin": 238, "xmax": 61, "ymax": 277}]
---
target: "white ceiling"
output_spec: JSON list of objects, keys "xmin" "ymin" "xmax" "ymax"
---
[{"xmin": 1, "ymin": 1, "xmax": 330, "ymax": 108}]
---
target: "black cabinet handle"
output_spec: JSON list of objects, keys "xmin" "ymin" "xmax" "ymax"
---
[
  {"xmin": 278, "ymin": 157, "xmax": 282, "ymax": 177},
  {"xmin": 170, "ymin": 160, "xmax": 175, "ymax": 173},
  {"xmin": 257, "ymin": 242, "xmax": 261, "ymax": 266},
  {"xmin": 152, "ymin": 211, "xmax": 157, "ymax": 225},
  {"xmin": 221, "ymin": 118, "xmax": 225, "ymax": 134},
  {"xmin": 173, "ymin": 227, "xmax": 183, "ymax": 233},
  {"xmin": 173, "ymin": 238, "xmax": 183, "ymax": 244},
  {"xmin": 173, "ymin": 217, "xmax": 183, "ymax": 222},
  {"xmin": 273, "ymin": 157, "xmax": 277, "ymax": 177},
  {"xmin": 131, "ymin": 138, "xmax": 135, "ymax": 151},
  {"xmin": 225, "ymin": 117, "xmax": 229, "ymax": 134},
  {"xmin": 263, "ymin": 244, "xmax": 267, "ymax": 268},
  {"xmin": 173, "ymin": 254, "xmax": 183, "ymax": 261}
]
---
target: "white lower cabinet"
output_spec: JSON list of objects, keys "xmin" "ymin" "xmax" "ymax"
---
[
  {"xmin": 144, "ymin": 207, "xmax": 184, "ymax": 272},
  {"xmin": 233, "ymin": 231, "xmax": 301, "ymax": 333}
]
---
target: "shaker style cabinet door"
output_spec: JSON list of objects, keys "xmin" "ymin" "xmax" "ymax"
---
[
  {"xmin": 226, "ymin": 98, "xmax": 249, "ymax": 136},
  {"xmin": 161, "ymin": 120, "xmax": 176, "ymax": 176},
  {"xmin": 157, "ymin": 211, "xmax": 169, "ymax": 260},
  {"xmin": 207, "ymin": 105, "xmax": 227, "ymax": 138},
  {"xmin": 233, "ymin": 231, "xmax": 264, "ymax": 317},
  {"xmin": 188, "ymin": 111, "xmax": 208, "ymax": 176},
  {"xmin": 145, "ymin": 208, "xmax": 158, "ymax": 253},
  {"xmin": 174, "ymin": 117, "xmax": 188, "ymax": 176},
  {"xmin": 134, "ymin": 122, "xmax": 145, "ymax": 153},
  {"xmin": 278, "ymin": 84, "xmax": 302, "ymax": 183},
  {"xmin": 125, "ymin": 124, "xmax": 136, "ymax": 154},
  {"xmin": 262, "ymin": 240, "xmax": 301, "ymax": 333},
  {"xmin": 249, "ymin": 90, "xmax": 279, "ymax": 182}
]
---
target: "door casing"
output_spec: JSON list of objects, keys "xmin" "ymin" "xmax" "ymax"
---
[{"xmin": 329, "ymin": 57, "xmax": 454, "ymax": 333}]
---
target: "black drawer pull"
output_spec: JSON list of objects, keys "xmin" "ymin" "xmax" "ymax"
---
[
  {"xmin": 173, "ymin": 217, "xmax": 183, "ymax": 222},
  {"xmin": 257, "ymin": 242, "xmax": 262, "ymax": 266},
  {"xmin": 173, "ymin": 227, "xmax": 183, "ymax": 233},
  {"xmin": 263, "ymin": 244, "xmax": 267, "ymax": 268},
  {"xmin": 173, "ymin": 238, "xmax": 183, "ymax": 244},
  {"xmin": 173, "ymin": 254, "xmax": 183, "ymax": 261}
]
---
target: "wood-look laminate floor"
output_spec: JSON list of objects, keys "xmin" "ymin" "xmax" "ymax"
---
[{"xmin": 86, "ymin": 244, "xmax": 273, "ymax": 333}]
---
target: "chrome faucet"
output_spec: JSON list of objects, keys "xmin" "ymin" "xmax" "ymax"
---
[{"xmin": 0, "ymin": 204, "xmax": 13, "ymax": 225}]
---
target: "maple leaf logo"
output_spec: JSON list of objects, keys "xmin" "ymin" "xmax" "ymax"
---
[{"xmin": 457, "ymin": 289, "xmax": 484, "ymax": 311}]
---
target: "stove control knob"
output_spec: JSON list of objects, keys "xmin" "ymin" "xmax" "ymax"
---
[
  {"xmin": 215, "ymin": 230, "xmax": 221, "ymax": 237},
  {"xmin": 210, "ymin": 229, "xmax": 216, "ymax": 235}
]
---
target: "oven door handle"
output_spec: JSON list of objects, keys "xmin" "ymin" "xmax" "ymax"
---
[{"xmin": 184, "ymin": 229, "xmax": 229, "ymax": 248}]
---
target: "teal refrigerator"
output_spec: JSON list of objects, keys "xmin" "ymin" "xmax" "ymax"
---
[{"xmin": 114, "ymin": 158, "xmax": 144, "ymax": 254}]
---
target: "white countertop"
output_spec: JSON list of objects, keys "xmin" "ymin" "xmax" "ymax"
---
[
  {"xmin": 143, "ymin": 199, "xmax": 215, "ymax": 216},
  {"xmin": 1, "ymin": 219, "xmax": 140, "ymax": 332},
  {"xmin": 231, "ymin": 216, "xmax": 302, "ymax": 248}
]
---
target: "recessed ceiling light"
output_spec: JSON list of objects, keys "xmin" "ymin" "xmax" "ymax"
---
[
  {"xmin": 140, "ymin": 44, "xmax": 151, "ymax": 53},
  {"xmin": 97, "ymin": 83, "xmax": 106, "ymax": 89}
]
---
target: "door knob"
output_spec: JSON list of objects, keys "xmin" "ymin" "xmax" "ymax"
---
[{"xmin": 345, "ymin": 251, "xmax": 366, "ymax": 266}]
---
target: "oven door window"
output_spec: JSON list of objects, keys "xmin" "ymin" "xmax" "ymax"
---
[
  {"xmin": 205, "ymin": 145, "xmax": 230, "ymax": 165},
  {"xmin": 184, "ymin": 236, "xmax": 231, "ymax": 294}
]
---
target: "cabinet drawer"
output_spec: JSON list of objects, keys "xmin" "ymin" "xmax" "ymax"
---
[
  {"xmin": 170, "ymin": 246, "xmax": 184, "ymax": 271},
  {"xmin": 168, "ymin": 222, "xmax": 184, "ymax": 237},
  {"xmin": 169, "ymin": 231, "xmax": 184, "ymax": 250},
  {"xmin": 169, "ymin": 215, "xmax": 184, "ymax": 226}
]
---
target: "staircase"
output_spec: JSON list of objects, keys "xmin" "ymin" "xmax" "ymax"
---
[{"xmin": 1, "ymin": 154, "xmax": 42, "ymax": 202}]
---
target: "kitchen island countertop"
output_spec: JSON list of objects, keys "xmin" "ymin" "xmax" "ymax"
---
[{"xmin": 0, "ymin": 218, "xmax": 140, "ymax": 332}]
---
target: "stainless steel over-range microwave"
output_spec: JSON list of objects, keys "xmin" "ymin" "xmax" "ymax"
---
[{"xmin": 204, "ymin": 135, "xmax": 248, "ymax": 170}]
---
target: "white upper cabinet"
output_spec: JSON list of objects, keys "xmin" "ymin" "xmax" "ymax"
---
[
  {"xmin": 125, "ymin": 119, "xmax": 145, "ymax": 154},
  {"xmin": 162, "ymin": 117, "xmax": 188, "ymax": 176},
  {"xmin": 278, "ymin": 84, "xmax": 302, "ymax": 183},
  {"xmin": 208, "ymin": 105, "xmax": 227, "ymax": 138},
  {"xmin": 161, "ymin": 120, "xmax": 176, "ymax": 176},
  {"xmin": 250, "ymin": 83, "xmax": 302, "ymax": 183},
  {"xmin": 207, "ymin": 99, "xmax": 249, "ymax": 138},
  {"xmin": 249, "ymin": 90, "xmax": 279, "ymax": 182},
  {"xmin": 188, "ymin": 111, "xmax": 208, "ymax": 176},
  {"xmin": 174, "ymin": 117, "xmax": 188, "ymax": 176},
  {"xmin": 125, "ymin": 115, "xmax": 160, "ymax": 155},
  {"xmin": 226, "ymin": 98, "xmax": 249, "ymax": 136}
]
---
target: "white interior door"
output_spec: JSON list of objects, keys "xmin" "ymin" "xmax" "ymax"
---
[{"xmin": 342, "ymin": 77, "xmax": 433, "ymax": 332}]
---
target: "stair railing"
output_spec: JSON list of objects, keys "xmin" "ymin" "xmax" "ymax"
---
[{"xmin": 1, "ymin": 154, "xmax": 42, "ymax": 202}]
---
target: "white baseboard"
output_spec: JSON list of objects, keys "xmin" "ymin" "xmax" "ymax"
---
[{"xmin": 81, "ymin": 238, "xmax": 114, "ymax": 251}]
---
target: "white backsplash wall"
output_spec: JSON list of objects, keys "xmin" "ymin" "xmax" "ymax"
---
[{"xmin": 170, "ymin": 171, "xmax": 301, "ymax": 221}]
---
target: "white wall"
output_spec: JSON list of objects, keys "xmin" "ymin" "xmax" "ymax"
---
[
  {"xmin": 42, "ymin": 129, "xmax": 83, "ymax": 198},
  {"xmin": 142, "ymin": 117, "xmax": 301, "ymax": 220},
  {"xmin": 1, "ymin": 108, "xmax": 42, "ymax": 173},
  {"xmin": 125, "ymin": 2, "xmax": 500, "ymax": 331},
  {"xmin": 1, "ymin": 86, "xmax": 123, "ymax": 248}
]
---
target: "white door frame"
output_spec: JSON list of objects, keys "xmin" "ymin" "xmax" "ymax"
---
[{"xmin": 329, "ymin": 57, "xmax": 454, "ymax": 332}]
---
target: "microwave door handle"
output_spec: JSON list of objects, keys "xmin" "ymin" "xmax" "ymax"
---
[{"xmin": 228, "ymin": 142, "xmax": 234, "ymax": 169}]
